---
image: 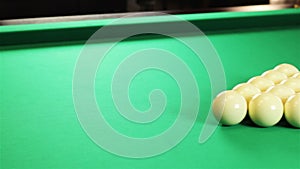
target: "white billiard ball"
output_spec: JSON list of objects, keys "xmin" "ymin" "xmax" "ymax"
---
[
  {"xmin": 274, "ymin": 63, "xmax": 299, "ymax": 77},
  {"xmin": 280, "ymin": 78, "xmax": 300, "ymax": 93},
  {"xmin": 212, "ymin": 90, "xmax": 247, "ymax": 125},
  {"xmin": 233, "ymin": 83, "xmax": 261, "ymax": 105},
  {"xmin": 262, "ymin": 70, "xmax": 288, "ymax": 84},
  {"xmin": 285, "ymin": 94, "xmax": 300, "ymax": 128},
  {"xmin": 248, "ymin": 76, "xmax": 275, "ymax": 92},
  {"xmin": 266, "ymin": 85, "xmax": 295, "ymax": 104},
  {"xmin": 249, "ymin": 93, "xmax": 284, "ymax": 127},
  {"xmin": 292, "ymin": 72, "xmax": 300, "ymax": 79}
]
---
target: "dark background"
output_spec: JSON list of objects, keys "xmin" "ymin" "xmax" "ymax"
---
[{"xmin": 0, "ymin": 0, "xmax": 269, "ymax": 19}]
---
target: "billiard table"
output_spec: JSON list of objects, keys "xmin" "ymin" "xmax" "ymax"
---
[{"xmin": 1, "ymin": 7, "xmax": 300, "ymax": 169}]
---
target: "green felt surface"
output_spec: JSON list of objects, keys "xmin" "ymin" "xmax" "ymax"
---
[{"xmin": 1, "ymin": 9, "xmax": 300, "ymax": 169}]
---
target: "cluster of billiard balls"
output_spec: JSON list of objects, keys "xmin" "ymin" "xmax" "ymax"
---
[{"xmin": 213, "ymin": 63, "xmax": 300, "ymax": 128}]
